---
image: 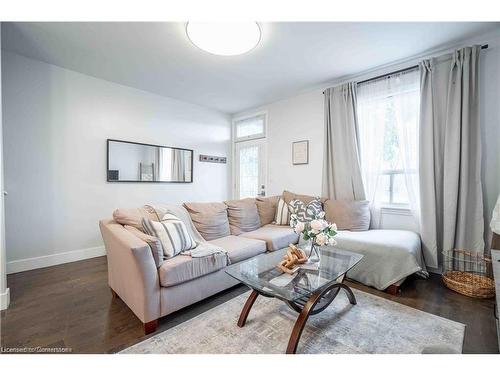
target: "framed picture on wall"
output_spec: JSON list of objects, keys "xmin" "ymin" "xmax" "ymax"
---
[{"xmin": 292, "ymin": 140, "xmax": 309, "ymax": 165}]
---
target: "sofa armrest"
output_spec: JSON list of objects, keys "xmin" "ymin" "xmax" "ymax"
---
[{"xmin": 99, "ymin": 219, "xmax": 161, "ymax": 323}]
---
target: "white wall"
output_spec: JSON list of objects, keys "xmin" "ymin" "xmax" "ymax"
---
[
  {"xmin": 242, "ymin": 90, "xmax": 325, "ymax": 197},
  {"xmin": 235, "ymin": 31, "xmax": 500, "ymax": 241},
  {"xmin": 0, "ymin": 25, "xmax": 10, "ymax": 309},
  {"xmin": 2, "ymin": 51, "xmax": 231, "ymax": 272}
]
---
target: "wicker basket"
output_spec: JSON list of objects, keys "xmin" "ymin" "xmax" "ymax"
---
[{"xmin": 442, "ymin": 249, "xmax": 495, "ymax": 299}]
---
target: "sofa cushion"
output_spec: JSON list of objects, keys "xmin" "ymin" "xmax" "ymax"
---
[
  {"xmin": 125, "ymin": 225, "xmax": 165, "ymax": 268},
  {"xmin": 112, "ymin": 205, "xmax": 159, "ymax": 230},
  {"xmin": 183, "ymin": 202, "xmax": 231, "ymax": 241},
  {"xmin": 289, "ymin": 197, "xmax": 322, "ymax": 222},
  {"xmin": 274, "ymin": 197, "xmax": 291, "ymax": 225},
  {"xmin": 256, "ymin": 196, "xmax": 279, "ymax": 225},
  {"xmin": 240, "ymin": 224, "xmax": 300, "ymax": 251},
  {"xmin": 324, "ymin": 199, "xmax": 370, "ymax": 231},
  {"xmin": 224, "ymin": 198, "xmax": 261, "ymax": 235},
  {"xmin": 282, "ymin": 190, "xmax": 327, "ymax": 205},
  {"xmin": 208, "ymin": 235, "xmax": 266, "ymax": 263},
  {"xmin": 158, "ymin": 253, "xmax": 228, "ymax": 287}
]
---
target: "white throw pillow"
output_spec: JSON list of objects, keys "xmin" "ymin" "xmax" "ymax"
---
[
  {"xmin": 274, "ymin": 197, "xmax": 290, "ymax": 225},
  {"xmin": 142, "ymin": 212, "xmax": 197, "ymax": 258}
]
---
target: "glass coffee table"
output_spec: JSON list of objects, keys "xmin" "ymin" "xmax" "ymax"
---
[{"xmin": 226, "ymin": 246, "xmax": 363, "ymax": 354}]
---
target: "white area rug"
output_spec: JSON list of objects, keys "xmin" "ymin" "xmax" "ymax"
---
[{"xmin": 121, "ymin": 289, "xmax": 465, "ymax": 354}]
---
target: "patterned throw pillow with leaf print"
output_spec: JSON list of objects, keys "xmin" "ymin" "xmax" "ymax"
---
[{"xmin": 288, "ymin": 197, "xmax": 322, "ymax": 223}]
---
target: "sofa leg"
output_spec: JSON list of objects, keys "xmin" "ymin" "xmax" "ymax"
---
[
  {"xmin": 110, "ymin": 287, "xmax": 119, "ymax": 299},
  {"xmin": 385, "ymin": 284, "xmax": 400, "ymax": 295},
  {"xmin": 144, "ymin": 319, "xmax": 158, "ymax": 335}
]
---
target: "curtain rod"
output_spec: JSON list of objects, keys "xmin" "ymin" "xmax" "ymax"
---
[
  {"xmin": 323, "ymin": 44, "xmax": 489, "ymax": 93},
  {"xmin": 357, "ymin": 65, "xmax": 419, "ymax": 85}
]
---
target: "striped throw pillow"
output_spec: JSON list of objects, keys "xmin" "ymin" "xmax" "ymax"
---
[
  {"xmin": 142, "ymin": 213, "xmax": 197, "ymax": 258},
  {"xmin": 274, "ymin": 197, "xmax": 290, "ymax": 225}
]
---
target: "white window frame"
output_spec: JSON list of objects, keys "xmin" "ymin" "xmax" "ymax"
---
[
  {"xmin": 232, "ymin": 111, "xmax": 267, "ymax": 143},
  {"xmin": 379, "ymin": 169, "xmax": 414, "ymax": 208},
  {"xmin": 231, "ymin": 111, "xmax": 268, "ymax": 199}
]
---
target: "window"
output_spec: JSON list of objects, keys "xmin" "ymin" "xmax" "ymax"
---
[
  {"xmin": 233, "ymin": 113, "xmax": 266, "ymax": 141},
  {"xmin": 357, "ymin": 69, "xmax": 420, "ymax": 208},
  {"xmin": 232, "ymin": 113, "xmax": 267, "ymax": 199}
]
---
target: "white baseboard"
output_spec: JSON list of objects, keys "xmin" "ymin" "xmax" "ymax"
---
[
  {"xmin": 1, "ymin": 287, "xmax": 10, "ymax": 310},
  {"xmin": 6, "ymin": 246, "xmax": 106, "ymax": 274}
]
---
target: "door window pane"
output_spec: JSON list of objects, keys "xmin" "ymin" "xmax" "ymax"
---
[{"xmin": 239, "ymin": 145, "xmax": 259, "ymax": 198}]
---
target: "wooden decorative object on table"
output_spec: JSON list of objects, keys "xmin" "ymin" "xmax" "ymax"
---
[{"xmin": 277, "ymin": 244, "xmax": 308, "ymax": 274}]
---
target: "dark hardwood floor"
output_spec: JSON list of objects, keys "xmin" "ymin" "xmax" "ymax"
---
[{"xmin": 1, "ymin": 256, "xmax": 498, "ymax": 354}]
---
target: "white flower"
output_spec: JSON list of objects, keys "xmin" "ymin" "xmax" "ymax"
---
[
  {"xmin": 294, "ymin": 221, "xmax": 305, "ymax": 234},
  {"xmin": 328, "ymin": 238, "xmax": 337, "ymax": 246},
  {"xmin": 329, "ymin": 223, "xmax": 337, "ymax": 231},
  {"xmin": 310, "ymin": 228, "xmax": 319, "ymax": 235},
  {"xmin": 310, "ymin": 219, "xmax": 327, "ymax": 231},
  {"xmin": 315, "ymin": 233, "xmax": 328, "ymax": 246}
]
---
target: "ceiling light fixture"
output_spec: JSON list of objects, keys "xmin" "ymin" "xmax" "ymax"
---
[{"xmin": 186, "ymin": 22, "xmax": 261, "ymax": 56}]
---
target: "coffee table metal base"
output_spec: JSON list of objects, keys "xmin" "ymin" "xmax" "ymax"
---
[{"xmin": 236, "ymin": 282, "xmax": 357, "ymax": 354}]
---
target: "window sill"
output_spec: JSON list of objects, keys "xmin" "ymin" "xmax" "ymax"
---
[{"xmin": 380, "ymin": 205, "xmax": 413, "ymax": 216}]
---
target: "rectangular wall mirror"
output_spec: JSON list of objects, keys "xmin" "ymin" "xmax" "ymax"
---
[{"xmin": 107, "ymin": 139, "xmax": 193, "ymax": 183}]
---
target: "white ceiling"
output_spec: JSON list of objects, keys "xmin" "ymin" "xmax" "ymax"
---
[{"xmin": 2, "ymin": 22, "xmax": 499, "ymax": 114}]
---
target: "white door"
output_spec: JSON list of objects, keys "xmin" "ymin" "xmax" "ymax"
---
[{"xmin": 234, "ymin": 139, "xmax": 267, "ymax": 199}]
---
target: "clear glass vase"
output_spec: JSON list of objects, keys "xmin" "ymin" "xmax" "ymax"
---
[{"xmin": 308, "ymin": 241, "xmax": 321, "ymax": 263}]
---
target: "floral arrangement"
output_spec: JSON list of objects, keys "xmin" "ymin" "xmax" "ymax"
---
[{"xmin": 290, "ymin": 211, "xmax": 338, "ymax": 247}]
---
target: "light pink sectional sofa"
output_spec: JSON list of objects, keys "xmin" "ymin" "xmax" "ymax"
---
[{"xmin": 99, "ymin": 191, "xmax": 427, "ymax": 334}]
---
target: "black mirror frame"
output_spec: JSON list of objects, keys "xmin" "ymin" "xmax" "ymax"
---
[{"xmin": 106, "ymin": 139, "xmax": 194, "ymax": 183}]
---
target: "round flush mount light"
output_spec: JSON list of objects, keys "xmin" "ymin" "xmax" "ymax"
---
[{"xmin": 186, "ymin": 22, "xmax": 261, "ymax": 56}]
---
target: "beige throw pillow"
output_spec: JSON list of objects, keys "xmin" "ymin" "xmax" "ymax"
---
[
  {"xmin": 256, "ymin": 195, "xmax": 279, "ymax": 225},
  {"xmin": 324, "ymin": 199, "xmax": 370, "ymax": 231},
  {"xmin": 224, "ymin": 198, "xmax": 261, "ymax": 235},
  {"xmin": 183, "ymin": 202, "xmax": 231, "ymax": 241},
  {"xmin": 113, "ymin": 205, "xmax": 160, "ymax": 230}
]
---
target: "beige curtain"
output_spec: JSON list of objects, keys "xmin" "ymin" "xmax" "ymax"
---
[
  {"xmin": 419, "ymin": 45, "xmax": 484, "ymax": 268},
  {"xmin": 322, "ymin": 83, "xmax": 366, "ymax": 200}
]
